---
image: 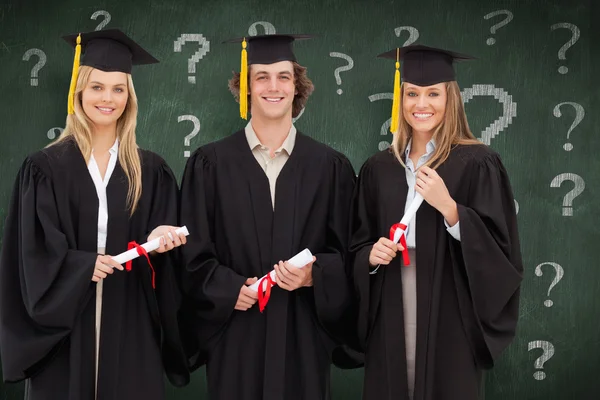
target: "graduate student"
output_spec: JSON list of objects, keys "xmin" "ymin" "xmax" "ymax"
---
[
  {"xmin": 179, "ymin": 34, "xmax": 356, "ymax": 400},
  {"xmin": 349, "ymin": 45, "xmax": 523, "ymax": 400},
  {"xmin": 0, "ymin": 29, "xmax": 189, "ymax": 399}
]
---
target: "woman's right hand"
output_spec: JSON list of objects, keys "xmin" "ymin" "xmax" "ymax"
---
[
  {"xmin": 368, "ymin": 237, "xmax": 405, "ymax": 267},
  {"xmin": 92, "ymin": 255, "xmax": 124, "ymax": 282}
]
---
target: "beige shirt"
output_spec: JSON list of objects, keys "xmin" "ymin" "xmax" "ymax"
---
[{"xmin": 245, "ymin": 121, "xmax": 297, "ymax": 209}]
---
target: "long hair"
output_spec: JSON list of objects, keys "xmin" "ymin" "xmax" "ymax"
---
[
  {"xmin": 49, "ymin": 65, "xmax": 142, "ymax": 214},
  {"xmin": 391, "ymin": 81, "xmax": 481, "ymax": 169},
  {"xmin": 228, "ymin": 62, "xmax": 314, "ymax": 118}
]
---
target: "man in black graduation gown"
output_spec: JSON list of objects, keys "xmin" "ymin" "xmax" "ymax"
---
[{"xmin": 179, "ymin": 34, "xmax": 356, "ymax": 399}]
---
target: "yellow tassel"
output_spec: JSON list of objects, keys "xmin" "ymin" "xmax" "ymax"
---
[
  {"xmin": 239, "ymin": 38, "xmax": 248, "ymax": 119},
  {"xmin": 67, "ymin": 34, "xmax": 82, "ymax": 115},
  {"xmin": 390, "ymin": 48, "xmax": 401, "ymax": 133}
]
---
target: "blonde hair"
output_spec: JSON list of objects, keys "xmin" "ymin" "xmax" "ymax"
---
[
  {"xmin": 391, "ymin": 81, "xmax": 481, "ymax": 169},
  {"xmin": 49, "ymin": 65, "xmax": 142, "ymax": 214}
]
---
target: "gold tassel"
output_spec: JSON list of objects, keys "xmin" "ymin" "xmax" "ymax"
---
[
  {"xmin": 67, "ymin": 34, "xmax": 82, "ymax": 115},
  {"xmin": 239, "ymin": 38, "xmax": 248, "ymax": 119},
  {"xmin": 390, "ymin": 48, "xmax": 401, "ymax": 133}
]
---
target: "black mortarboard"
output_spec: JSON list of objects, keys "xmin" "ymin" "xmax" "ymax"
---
[
  {"xmin": 62, "ymin": 28, "xmax": 159, "ymax": 74},
  {"xmin": 223, "ymin": 34, "xmax": 313, "ymax": 119},
  {"xmin": 223, "ymin": 34, "xmax": 313, "ymax": 65},
  {"xmin": 62, "ymin": 29, "xmax": 158, "ymax": 114},
  {"xmin": 377, "ymin": 44, "xmax": 474, "ymax": 86},
  {"xmin": 377, "ymin": 45, "xmax": 475, "ymax": 133}
]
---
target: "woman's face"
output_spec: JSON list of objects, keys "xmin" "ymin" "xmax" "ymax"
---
[
  {"xmin": 81, "ymin": 68, "xmax": 129, "ymax": 130},
  {"xmin": 402, "ymin": 82, "xmax": 447, "ymax": 136}
]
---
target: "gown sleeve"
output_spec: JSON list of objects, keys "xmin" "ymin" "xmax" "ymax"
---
[
  {"xmin": 307, "ymin": 152, "xmax": 361, "ymax": 367},
  {"xmin": 449, "ymin": 150, "xmax": 523, "ymax": 368},
  {"xmin": 141, "ymin": 154, "xmax": 190, "ymax": 387},
  {"xmin": 178, "ymin": 148, "xmax": 248, "ymax": 369},
  {"xmin": 348, "ymin": 157, "xmax": 382, "ymax": 351},
  {"xmin": 0, "ymin": 157, "xmax": 97, "ymax": 382}
]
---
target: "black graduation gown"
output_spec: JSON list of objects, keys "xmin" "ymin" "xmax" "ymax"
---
[
  {"xmin": 350, "ymin": 144, "xmax": 523, "ymax": 400},
  {"xmin": 179, "ymin": 130, "xmax": 356, "ymax": 400},
  {"xmin": 0, "ymin": 138, "xmax": 189, "ymax": 400}
]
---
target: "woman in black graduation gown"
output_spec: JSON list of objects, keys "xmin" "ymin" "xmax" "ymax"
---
[
  {"xmin": 0, "ymin": 30, "xmax": 189, "ymax": 399},
  {"xmin": 350, "ymin": 45, "xmax": 523, "ymax": 400}
]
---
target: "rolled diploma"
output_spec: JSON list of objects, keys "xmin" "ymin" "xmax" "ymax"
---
[
  {"xmin": 111, "ymin": 226, "xmax": 190, "ymax": 264},
  {"xmin": 392, "ymin": 194, "xmax": 424, "ymax": 243},
  {"xmin": 248, "ymin": 248, "xmax": 314, "ymax": 293}
]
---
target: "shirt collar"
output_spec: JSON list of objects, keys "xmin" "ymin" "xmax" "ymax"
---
[
  {"xmin": 245, "ymin": 120, "xmax": 296, "ymax": 155},
  {"xmin": 109, "ymin": 138, "xmax": 119, "ymax": 155},
  {"xmin": 405, "ymin": 137, "xmax": 436, "ymax": 158}
]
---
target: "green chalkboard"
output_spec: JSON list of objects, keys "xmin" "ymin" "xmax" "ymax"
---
[{"xmin": 0, "ymin": 0, "xmax": 598, "ymax": 399}]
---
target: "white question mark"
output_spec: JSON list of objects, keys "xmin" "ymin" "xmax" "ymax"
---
[
  {"xmin": 329, "ymin": 52, "xmax": 354, "ymax": 95},
  {"xmin": 292, "ymin": 107, "xmax": 305, "ymax": 123},
  {"xmin": 514, "ymin": 199, "xmax": 519, "ymax": 215},
  {"xmin": 394, "ymin": 26, "xmax": 419, "ymax": 46},
  {"xmin": 535, "ymin": 262, "xmax": 564, "ymax": 307},
  {"xmin": 22, "ymin": 49, "xmax": 47, "ymax": 87},
  {"xmin": 550, "ymin": 173, "xmax": 585, "ymax": 217},
  {"xmin": 368, "ymin": 93, "xmax": 393, "ymax": 151},
  {"xmin": 47, "ymin": 127, "xmax": 63, "ymax": 140},
  {"xmin": 553, "ymin": 102, "xmax": 585, "ymax": 151},
  {"xmin": 483, "ymin": 10, "xmax": 513, "ymax": 45},
  {"xmin": 528, "ymin": 341, "xmax": 555, "ymax": 380},
  {"xmin": 178, "ymin": 115, "xmax": 200, "ymax": 158},
  {"xmin": 550, "ymin": 23, "xmax": 580, "ymax": 74},
  {"xmin": 461, "ymin": 84, "xmax": 517, "ymax": 145},
  {"xmin": 174, "ymin": 34, "xmax": 211, "ymax": 84},
  {"xmin": 248, "ymin": 21, "xmax": 276, "ymax": 36},
  {"xmin": 91, "ymin": 10, "xmax": 111, "ymax": 31}
]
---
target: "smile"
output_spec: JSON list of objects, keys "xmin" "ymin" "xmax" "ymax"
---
[
  {"xmin": 413, "ymin": 113, "xmax": 433, "ymax": 120},
  {"xmin": 96, "ymin": 106, "xmax": 115, "ymax": 114},
  {"xmin": 263, "ymin": 97, "xmax": 284, "ymax": 104}
]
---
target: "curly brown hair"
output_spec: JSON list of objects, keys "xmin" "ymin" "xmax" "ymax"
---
[{"xmin": 228, "ymin": 62, "xmax": 314, "ymax": 118}]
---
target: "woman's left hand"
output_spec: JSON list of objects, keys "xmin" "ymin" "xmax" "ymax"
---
[
  {"xmin": 147, "ymin": 225, "xmax": 187, "ymax": 254},
  {"xmin": 415, "ymin": 166, "xmax": 458, "ymax": 225}
]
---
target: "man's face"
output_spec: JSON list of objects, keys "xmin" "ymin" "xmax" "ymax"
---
[{"xmin": 249, "ymin": 61, "xmax": 296, "ymax": 122}]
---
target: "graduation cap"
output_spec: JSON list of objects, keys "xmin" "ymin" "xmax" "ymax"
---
[
  {"xmin": 62, "ymin": 29, "xmax": 159, "ymax": 114},
  {"xmin": 377, "ymin": 45, "xmax": 475, "ymax": 133},
  {"xmin": 223, "ymin": 34, "xmax": 313, "ymax": 119}
]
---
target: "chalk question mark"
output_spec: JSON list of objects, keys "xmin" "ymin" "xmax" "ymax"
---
[
  {"xmin": 528, "ymin": 341, "xmax": 555, "ymax": 380},
  {"xmin": 553, "ymin": 102, "xmax": 585, "ymax": 151},
  {"xmin": 174, "ymin": 34, "xmax": 210, "ymax": 84},
  {"xmin": 47, "ymin": 127, "xmax": 63, "ymax": 140},
  {"xmin": 329, "ymin": 52, "xmax": 354, "ymax": 95},
  {"xmin": 292, "ymin": 107, "xmax": 305, "ymax": 123},
  {"xmin": 22, "ymin": 49, "xmax": 46, "ymax": 87},
  {"xmin": 461, "ymin": 84, "xmax": 517, "ymax": 145},
  {"xmin": 550, "ymin": 23, "xmax": 580, "ymax": 74},
  {"xmin": 368, "ymin": 93, "xmax": 393, "ymax": 151},
  {"xmin": 483, "ymin": 10, "xmax": 513, "ymax": 45},
  {"xmin": 91, "ymin": 10, "xmax": 111, "ymax": 31},
  {"xmin": 550, "ymin": 173, "xmax": 585, "ymax": 217},
  {"xmin": 535, "ymin": 262, "xmax": 564, "ymax": 307},
  {"xmin": 248, "ymin": 21, "xmax": 276, "ymax": 36},
  {"xmin": 178, "ymin": 115, "xmax": 200, "ymax": 158},
  {"xmin": 394, "ymin": 26, "xmax": 419, "ymax": 46}
]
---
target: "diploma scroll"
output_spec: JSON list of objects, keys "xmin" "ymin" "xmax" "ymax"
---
[
  {"xmin": 249, "ymin": 248, "xmax": 314, "ymax": 293},
  {"xmin": 111, "ymin": 226, "xmax": 190, "ymax": 265}
]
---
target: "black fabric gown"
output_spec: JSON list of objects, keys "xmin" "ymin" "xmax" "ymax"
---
[
  {"xmin": 0, "ymin": 138, "xmax": 189, "ymax": 400},
  {"xmin": 350, "ymin": 144, "xmax": 523, "ymax": 400},
  {"xmin": 179, "ymin": 130, "xmax": 356, "ymax": 400}
]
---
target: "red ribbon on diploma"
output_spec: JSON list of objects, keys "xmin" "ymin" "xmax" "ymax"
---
[
  {"xmin": 389, "ymin": 223, "xmax": 410, "ymax": 266},
  {"xmin": 257, "ymin": 273, "xmax": 277, "ymax": 313},
  {"xmin": 125, "ymin": 241, "xmax": 156, "ymax": 289}
]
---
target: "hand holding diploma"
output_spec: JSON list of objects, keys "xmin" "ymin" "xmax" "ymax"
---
[{"xmin": 247, "ymin": 249, "xmax": 314, "ymax": 312}]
